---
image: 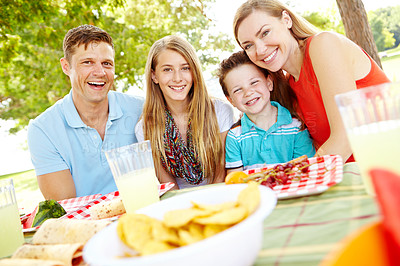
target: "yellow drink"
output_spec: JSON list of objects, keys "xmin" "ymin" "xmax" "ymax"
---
[
  {"xmin": 0, "ymin": 202, "xmax": 24, "ymax": 258},
  {"xmin": 116, "ymin": 168, "xmax": 160, "ymax": 213},
  {"xmin": 347, "ymin": 120, "xmax": 400, "ymax": 195}
]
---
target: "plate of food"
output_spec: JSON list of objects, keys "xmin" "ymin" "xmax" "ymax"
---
[
  {"xmin": 83, "ymin": 183, "xmax": 277, "ymax": 266},
  {"xmin": 225, "ymin": 155, "xmax": 343, "ymax": 199}
]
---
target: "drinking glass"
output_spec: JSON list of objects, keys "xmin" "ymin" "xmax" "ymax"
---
[
  {"xmin": 105, "ymin": 140, "xmax": 160, "ymax": 213},
  {"xmin": 335, "ymin": 82, "xmax": 400, "ymax": 195},
  {"xmin": 0, "ymin": 178, "xmax": 24, "ymax": 258}
]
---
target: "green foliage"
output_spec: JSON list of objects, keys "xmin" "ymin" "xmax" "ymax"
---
[
  {"xmin": 368, "ymin": 11, "xmax": 396, "ymax": 51},
  {"xmin": 0, "ymin": 0, "xmax": 57, "ymax": 39},
  {"xmin": 298, "ymin": 4, "xmax": 400, "ymax": 53},
  {"xmin": 0, "ymin": 0, "xmax": 235, "ymax": 133},
  {"xmin": 368, "ymin": 5, "xmax": 400, "ymax": 51},
  {"xmin": 302, "ymin": 8, "xmax": 344, "ymax": 35}
]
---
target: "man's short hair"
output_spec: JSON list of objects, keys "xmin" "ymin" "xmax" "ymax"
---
[{"xmin": 63, "ymin": 24, "xmax": 114, "ymax": 63}]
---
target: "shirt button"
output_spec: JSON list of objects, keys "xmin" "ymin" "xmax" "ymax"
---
[{"xmin": 93, "ymin": 135, "xmax": 97, "ymax": 139}]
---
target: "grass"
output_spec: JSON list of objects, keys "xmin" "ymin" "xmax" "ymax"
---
[
  {"xmin": 0, "ymin": 170, "xmax": 44, "ymax": 214},
  {"xmin": 382, "ymin": 56, "xmax": 400, "ymax": 82},
  {"xmin": 386, "ymin": 44, "xmax": 400, "ymax": 55}
]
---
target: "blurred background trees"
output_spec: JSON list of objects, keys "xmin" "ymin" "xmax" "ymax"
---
[
  {"xmin": 336, "ymin": 0, "xmax": 381, "ymax": 67},
  {"xmin": 0, "ymin": 0, "xmax": 235, "ymax": 133},
  {"xmin": 1, "ymin": 0, "xmax": 399, "ymax": 133}
]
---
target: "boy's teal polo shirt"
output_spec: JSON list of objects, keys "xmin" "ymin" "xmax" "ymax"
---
[
  {"xmin": 225, "ymin": 101, "xmax": 315, "ymax": 170},
  {"xmin": 27, "ymin": 90, "xmax": 144, "ymax": 197}
]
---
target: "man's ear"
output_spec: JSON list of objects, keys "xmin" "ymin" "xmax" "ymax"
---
[
  {"xmin": 282, "ymin": 10, "xmax": 293, "ymax": 29},
  {"xmin": 266, "ymin": 76, "xmax": 274, "ymax": 92},
  {"xmin": 151, "ymin": 70, "xmax": 159, "ymax": 84},
  {"xmin": 60, "ymin": 58, "xmax": 70, "ymax": 76}
]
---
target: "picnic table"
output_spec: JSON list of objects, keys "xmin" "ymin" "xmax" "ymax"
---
[
  {"xmin": 162, "ymin": 162, "xmax": 380, "ymax": 265},
  {"xmin": 22, "ymin": 162, "xmax": 379, "ymax": 265}
]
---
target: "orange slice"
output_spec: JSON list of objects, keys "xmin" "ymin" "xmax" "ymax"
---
[{"xmin": 225, "ymin": 171, "xmax": 249, "ymax": 184}]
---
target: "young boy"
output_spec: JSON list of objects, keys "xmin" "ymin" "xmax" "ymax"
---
[{"xmin": 217, "ymin": 51, "xmax": 315, "ymax": 173}]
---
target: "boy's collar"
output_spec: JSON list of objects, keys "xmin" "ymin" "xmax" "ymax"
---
[{"xmin": 240, "ymin": 101, "xmax": 292, "ymax": 133}]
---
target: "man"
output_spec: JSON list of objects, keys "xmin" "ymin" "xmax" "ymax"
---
[{"xmin": 27, "ymin": 25, "xmax": 143, "ymax": 200}]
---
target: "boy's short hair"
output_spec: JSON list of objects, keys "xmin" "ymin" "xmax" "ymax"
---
[
  {"xmin": 63, "ymin": 25, "xmax": 114, "ymax": 63},
  {"xmin": 217, "ymin": 51, "xmax": 269, "ymax": 97}
]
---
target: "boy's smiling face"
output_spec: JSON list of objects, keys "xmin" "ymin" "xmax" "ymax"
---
[{"xmin": 225, "ymin": 63, "xmax": 273, "ymax": 118}]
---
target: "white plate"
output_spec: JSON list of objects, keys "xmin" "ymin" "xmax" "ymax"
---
[{"xmin": 83, "ymin": 184, "xmax": 277, "ymax": 266}]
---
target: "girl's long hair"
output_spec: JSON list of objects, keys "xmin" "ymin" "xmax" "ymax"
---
[{"xmin": 143, "ymin": 35, "xmax": 224, "ymax": 183}]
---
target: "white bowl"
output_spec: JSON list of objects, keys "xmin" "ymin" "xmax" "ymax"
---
[{"xmin": 83, "ymin": 184, "xmax": 277, "ymax": 266}]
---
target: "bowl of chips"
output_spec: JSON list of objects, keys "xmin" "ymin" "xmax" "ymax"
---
[{"xmin": 83, "ymin": 183, "xmax": 277, "ymax": 266}]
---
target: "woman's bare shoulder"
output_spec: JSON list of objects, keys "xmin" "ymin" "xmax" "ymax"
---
[{"xmin": 310, "ymin": 31, "xmax": 361, "ymax": 54}]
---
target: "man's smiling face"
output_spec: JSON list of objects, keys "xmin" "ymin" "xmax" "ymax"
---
[{"xmin": 61, "ymin": 41, "xmax": 115, "ymax": 106}]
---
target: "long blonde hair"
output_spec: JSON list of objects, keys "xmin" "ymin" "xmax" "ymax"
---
[
  {"xmin": 233, "ymin": 0, "xmax": 318, "ymax": 48},
  {"xmin": 142, "ymin": 35, "xmax": 223, "ymax": 183}
]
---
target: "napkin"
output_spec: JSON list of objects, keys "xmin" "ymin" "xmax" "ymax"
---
[{"xmin": 370, "ymin": 168, "xmax": 400, "ymax": 265}]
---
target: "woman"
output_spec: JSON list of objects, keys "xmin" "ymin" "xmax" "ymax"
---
[
  {"xmin": 135, "ymin": 35, "xmax": 234, "ymax": 189},
  {"xmin": 233, "ymin": 0, "xmax": 390, "ymax": 162}
]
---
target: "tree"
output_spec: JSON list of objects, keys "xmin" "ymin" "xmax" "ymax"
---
[
  {"xmin": 368, "ymin": 11, "xmax": 395, "ymax": 51},
  {"xmin": 302, "ymin": 8, "xmax": 344, "ymax": 34},
  {"xmin": 374, "ymin": 6, "xmax": 400, "ymax": 49},
  {"xmin": 335, "ymin": 0, "xmax": 382, "ymax": 68},
  {"xmin": 0, "ymin": 0, "xmax": 235, "ymax": 133}
]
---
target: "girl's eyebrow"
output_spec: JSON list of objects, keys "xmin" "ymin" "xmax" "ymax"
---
[{"xmin": 159, "ymin": 63, "xmax": 189, "ymax": 68}]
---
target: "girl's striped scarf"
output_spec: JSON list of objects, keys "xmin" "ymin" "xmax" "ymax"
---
[{"xmin": 160, "ymin": 109, "xmax": 204, "ymax": 185}]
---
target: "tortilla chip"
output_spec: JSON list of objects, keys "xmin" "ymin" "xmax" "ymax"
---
[
  {"xmin": 203, "ymin": 224, "xmax": 230, "ymax": 238},
  {"xmin": 193, "ymin": 206, "xmax": 247, "ymax": 225},
  {"xmin": 237, "ymin": 181, "xmax": 261, "ymax": 215},
  {"xmin": 117, "ymin": 214, "xmax": 155, "ymax": 252},
  {"xmin": 191, "ymin": 201, "xmax": 237, "ymax": 212},
  {"xmin": 151, "ymin": 220, "xmax": 180, "ymax": 245},
  {"xmin": 141, "ymin": 240, "xmax": 176, "ymax": 256},
  {"xmin": 163, "ymin": 208, "xmax": 213, "ymax": 228}
]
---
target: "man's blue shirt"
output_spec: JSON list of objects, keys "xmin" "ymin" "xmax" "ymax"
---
[{"xmin": 27, "ymin": 90, "xmax": 144, "ymax": 196}]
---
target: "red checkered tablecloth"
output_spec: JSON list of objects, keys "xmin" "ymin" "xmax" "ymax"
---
[
  {"xmin": 23, "ymin": 182, "xmax": 175, "ymax": 230},
  {"xmin": 244, "ymin": 155, "xmax": 343, "ymax": 199},
  {"xmin": 61, "ymin": 182, "xmax": 175, "ymax": 220}
]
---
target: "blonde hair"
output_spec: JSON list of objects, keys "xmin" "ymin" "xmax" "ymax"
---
[
  {"xmin": 233, "ymin": 0, "xmax": 318, "ymax": 48},
  {"xmin": 143, "ymin": 35, "xmax": 223, "ymax": 183}
]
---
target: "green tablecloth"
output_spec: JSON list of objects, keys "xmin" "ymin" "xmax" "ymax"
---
[{"xmin": 162, "ymin": 162, "xmax": 380, "ymax": 266}]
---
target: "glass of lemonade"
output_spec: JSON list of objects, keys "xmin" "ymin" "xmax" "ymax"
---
[
  {"xmin": 335, "ymin": 82, "xmax": 400, "ymax": 195},
  {"xmin": 0, "ymin": 178, "xmax": 24, "ymax": 258},
  {"xmin": 105, "ymin": 140, "xmax": 160, "ymax": 213}
]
